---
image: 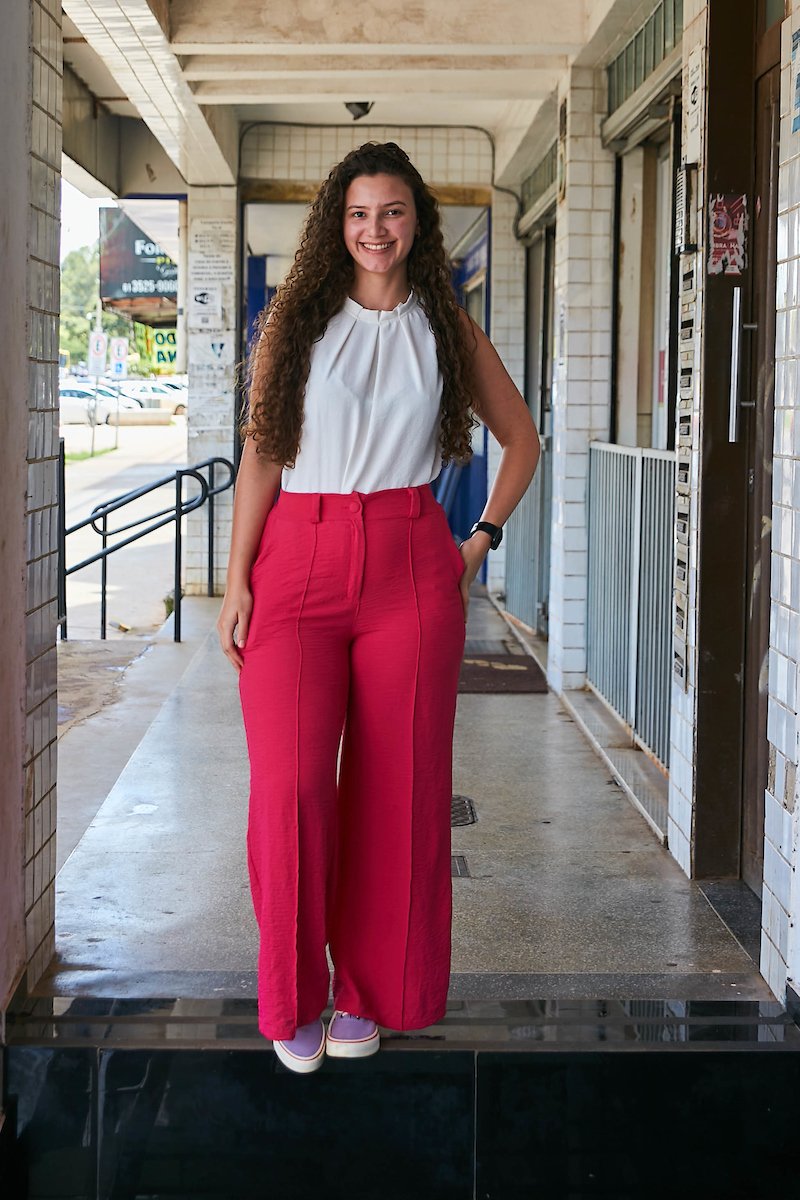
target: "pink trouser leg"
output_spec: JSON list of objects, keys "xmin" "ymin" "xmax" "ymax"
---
[
  {"xmin": 238, "ymin": 516, "xmax": 351, "ymax": 1041},
  {"xmin": 238, "ymin": 486, "xmax": 465, "ymax": 1041}
]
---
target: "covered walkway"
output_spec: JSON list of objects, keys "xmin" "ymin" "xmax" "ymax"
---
[{"xmin": 42, "ymin": 588, "xmax": 769, "ymax": 1008}]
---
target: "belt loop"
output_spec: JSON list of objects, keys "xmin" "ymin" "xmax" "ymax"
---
[
  {"xmin": 310, "ymin": 494, "xmax": 321, "ymax": 523},
  {"xmin": 408, "ymin": 487, "xmax": 421, "ymax": 519}
]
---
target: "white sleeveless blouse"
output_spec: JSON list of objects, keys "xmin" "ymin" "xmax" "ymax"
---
[{"xmin": 280, "ymin": 290, "xmax": 444, "ymax": 494}]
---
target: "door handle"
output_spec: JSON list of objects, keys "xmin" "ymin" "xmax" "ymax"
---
[{"xmin": 728, "ymin": 285, "xmax": 758, "ymax": 443}]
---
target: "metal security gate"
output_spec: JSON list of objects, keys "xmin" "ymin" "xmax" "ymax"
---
[
  {"xmin": 505, "ymin": 456, "xmax": 551, "ymax": 634},
  {"xmin": 587, "ymin": 443, "xmax": 675, "ymax": 768}
]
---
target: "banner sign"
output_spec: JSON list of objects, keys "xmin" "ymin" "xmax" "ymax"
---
[{"xmin": 100, "ymin": 208, "xmax": 178, "ymax": 302}]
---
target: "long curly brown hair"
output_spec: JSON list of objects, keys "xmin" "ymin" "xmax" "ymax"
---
[{"xmin": 239, "ymin": 141, "xmax": 481, "ymax": 469}]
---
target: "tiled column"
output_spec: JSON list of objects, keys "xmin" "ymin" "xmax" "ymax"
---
[
  {"xmin": 184, "ymin": 187, "xmax": 237, "ymax": 595},
  {"xmin": 25, "ymin": 0, "xmax": 62, "ymax": 992},
  {"xmin": 486, "ymin": 188, "xmax": 526, "ymax": 595},
  {"xmin": 0, "ymin": 0, "xmax": 62, "ymax": 1006},
  {"xmin": 764, "ymin": 3, "xmax": 800, "ymax": 1001},
  {"xmin": 547, "ymin": 68, "xmax": 615, "ymax": 694}
]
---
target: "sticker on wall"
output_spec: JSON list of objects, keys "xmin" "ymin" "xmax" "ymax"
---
[
  {"xmin": 793, "ymin": 31, "xmax": 800, "ymax": 134},
  {"xmin": 707, "ymin": 194, "xmax": 748, "ymax": 276},
  {"xmin": 189, "ymin": 283, "xmax": 222, "ymax": 330}
]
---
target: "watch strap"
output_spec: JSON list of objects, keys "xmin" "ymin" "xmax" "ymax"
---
[{"xmin": 470, "ymin": 520, "xmax": 503, "ymax": 550}]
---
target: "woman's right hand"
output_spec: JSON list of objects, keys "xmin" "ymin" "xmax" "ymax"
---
[{"xmin": 216, "ymin": 584, "xmax": 253, "ymax": 673}]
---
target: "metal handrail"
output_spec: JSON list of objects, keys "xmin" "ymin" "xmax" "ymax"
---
[{"xmin": 57, "ymin": 441, "xmax": 235, "ymax": 642}]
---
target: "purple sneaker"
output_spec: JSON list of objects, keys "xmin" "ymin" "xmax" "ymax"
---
[
  {"xmin": 325, "ymin": 1009, "xmax": 380, "ymax": 1058},
  {"xmin": 273, "ymin": 1017, "xmax": 326, "ymax": 1073}
]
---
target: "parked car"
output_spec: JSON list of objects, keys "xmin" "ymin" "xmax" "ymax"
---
[
  {"xmin": 118, "ymin": 380, "xmax": 187, "ymax": 415},
  {"xmin": 58, "ymin": 383, "xmax": 141, "ymax": 425}
]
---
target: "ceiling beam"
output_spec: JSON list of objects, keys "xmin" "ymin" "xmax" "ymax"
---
[
  {"xmin": 168, "ymin": 0, "xmax": 587, "ymax": 51},
  {"xmin": 173, "ymin": 41, "xmax": 585, "ymax": 57},
  {"xmin": 180, "ymin": 54, "xmax": 571, "ymax": 77},
  {"xmin": 193, "ymin": 72, "xmax": 562, "ymax": 103},
  {"xmin": 63, "ymin": 0, "xmax": 236, "ymax": 185}
]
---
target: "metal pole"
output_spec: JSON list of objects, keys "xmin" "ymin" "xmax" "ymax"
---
[
  {"xmin": 627, "ymin": 449, "xmax": 643, "ymax": 730},
  {"xmin": 100, "ymin": 511, "xmax": 108, "ymax": 639},
  {"xmin": 90, "ymin": 375, "xmax": 98, "ymax": 457},
  {"xmin": 174, "ymin": 471, "xmax": 182, "ymax": 642},
  {"xmin": 207, "ymin": 461, "xmax": 215, "ymax": 597},
  {"xmin": 58, "ymin": 438, "xmax": 67, "ymax": 640}
]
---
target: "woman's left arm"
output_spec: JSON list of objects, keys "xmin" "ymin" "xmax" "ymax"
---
[{"xmin": 457, "ymin": 309, "xmax": 542, "ymax": 583}]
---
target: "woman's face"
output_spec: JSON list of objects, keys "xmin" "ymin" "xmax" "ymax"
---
[{"xmin": 342, "ymin": 173, "xmax": 419, "ymax": 281}]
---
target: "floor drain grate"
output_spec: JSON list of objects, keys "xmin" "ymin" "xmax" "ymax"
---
[
  {"xmin": 451, "ymin": 854, "xmax": 471, "ymax": 878},
  {"xmin": 451, "ymin": 794, "xmax": 477, "ymax": 827}
]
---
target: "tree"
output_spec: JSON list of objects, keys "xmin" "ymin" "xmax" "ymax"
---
[{"xmin": 59, "ymin": 244, "xmax": 139, "ymax": 372}]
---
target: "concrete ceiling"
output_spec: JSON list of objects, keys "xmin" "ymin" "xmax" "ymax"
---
[
  {"xmin": 62, "ymin": 0, "xmax": 662, "ymax": 188},
  {"xmin": 62, "ymin": 0, "xmax": 590, "ymax": 187}
]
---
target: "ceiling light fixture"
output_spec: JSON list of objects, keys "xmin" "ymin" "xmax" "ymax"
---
[{"xmin": 345, "ymin": 101, "xmax": 374, "ymax": 121}]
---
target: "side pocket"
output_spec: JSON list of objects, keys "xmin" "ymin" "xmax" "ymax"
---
[
  {"xmin": 249, "ymin": 509, "xmax": 278, "ymax": 578},
  {"xmin": 444, "ymin": 528, "xmax": 467, "ymax": 584}
]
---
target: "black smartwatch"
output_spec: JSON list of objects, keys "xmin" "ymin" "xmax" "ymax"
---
[{"xmin": 469, "ymin": 520, "xmax": 503, "ymax": 550}]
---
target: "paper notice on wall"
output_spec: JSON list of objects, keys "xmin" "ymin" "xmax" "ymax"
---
[
  {"xmin": 189, "ymin": 282, "xmax": 222, "ymax": 330},
  {"xmin": 684, "ymin": 45, "xmax": 704, "ymax": 164},
  {"xmin": 188, "ymin": 217, "xmax": 236, "ymax": 331},
  {"xmin": 190, "ymin": 332, "xmax": 235, "ymax": 398}
]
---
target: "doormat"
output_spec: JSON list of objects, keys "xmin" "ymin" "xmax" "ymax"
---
[{"xmin": 457, "ymin": 652, "xmax": 548, "ymax": 693}]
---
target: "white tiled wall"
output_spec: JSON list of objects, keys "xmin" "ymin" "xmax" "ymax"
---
[
  {"xmin": 25, "ymin": 0, "xmax": 62, "ymax": 990},
  {"xmin": 240, "ymin": 124, "xmax": 493, "ymax": 188},
  {"xmin": 547, "ymin": 68, "xmax": 615, "ymax": 694},
  {"xmin": 763, "ymin": 4, "xmax": 800, "ymax": 1001}
]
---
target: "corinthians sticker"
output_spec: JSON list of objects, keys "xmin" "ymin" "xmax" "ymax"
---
[{"xmin": 708, "ymin": 193, "xmax": 748, "ymax": 276}]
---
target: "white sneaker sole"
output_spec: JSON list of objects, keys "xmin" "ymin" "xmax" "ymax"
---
[
  {"xmin": 272, "ymin": 1028, "xmax": 326, "ymax": 1073},
  {"xmin": 325, "ymin": 1028, "xmax": 381, "ymax": 1058}
]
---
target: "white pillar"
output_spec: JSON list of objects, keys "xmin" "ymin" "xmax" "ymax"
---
[
  {"xmin": 486, "ymin": 188, "xmax": 527, "ymax": 596},
  {"xmin": 547, "ymin": 67, "xmax": 615, "ymax": 694},
  {"xmin": 184, "ymin": 187, "xmax": 238, "ymax": 595}
]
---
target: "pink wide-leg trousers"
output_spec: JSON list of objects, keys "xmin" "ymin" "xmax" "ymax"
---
[{"xmin": 238, "ymin": 482, "xmax": 467, "ymax": 1041}]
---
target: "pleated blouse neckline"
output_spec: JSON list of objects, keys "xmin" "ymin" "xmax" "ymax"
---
[{"xmin": 341, "ymin": 290, "xmax": 418, "ymax": 324}]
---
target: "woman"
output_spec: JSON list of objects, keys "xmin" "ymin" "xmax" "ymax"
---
[{"xmin": 218, "ymin": 141, "xmax": 540, "ymax": 1074}]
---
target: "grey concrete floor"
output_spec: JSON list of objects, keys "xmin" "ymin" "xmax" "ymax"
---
[
  {"xmin": 43, "ymin": 590, "xmax": 773, "ymax": 1003},
  {"xmin": 56, "ymin": 598, "xmax": 221, "ymax": 870}
]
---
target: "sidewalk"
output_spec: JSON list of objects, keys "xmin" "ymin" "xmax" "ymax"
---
[
  {"xmin": 43, "ymin": 589, "xmax": 772, "ymax": 1005},
  {"xmin": 61, "ymin": 421, "xmax": 189, "ymax": 639}
]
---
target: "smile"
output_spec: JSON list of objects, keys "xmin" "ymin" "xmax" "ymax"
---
[{"xmin": 360, "ymin": 241, "xmax": 395, "ymax": 251}]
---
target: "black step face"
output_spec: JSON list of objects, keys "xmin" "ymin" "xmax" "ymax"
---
[{"xmin": 5, "ymin": 1010, "xmax": 800, "ymax": 1200}]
